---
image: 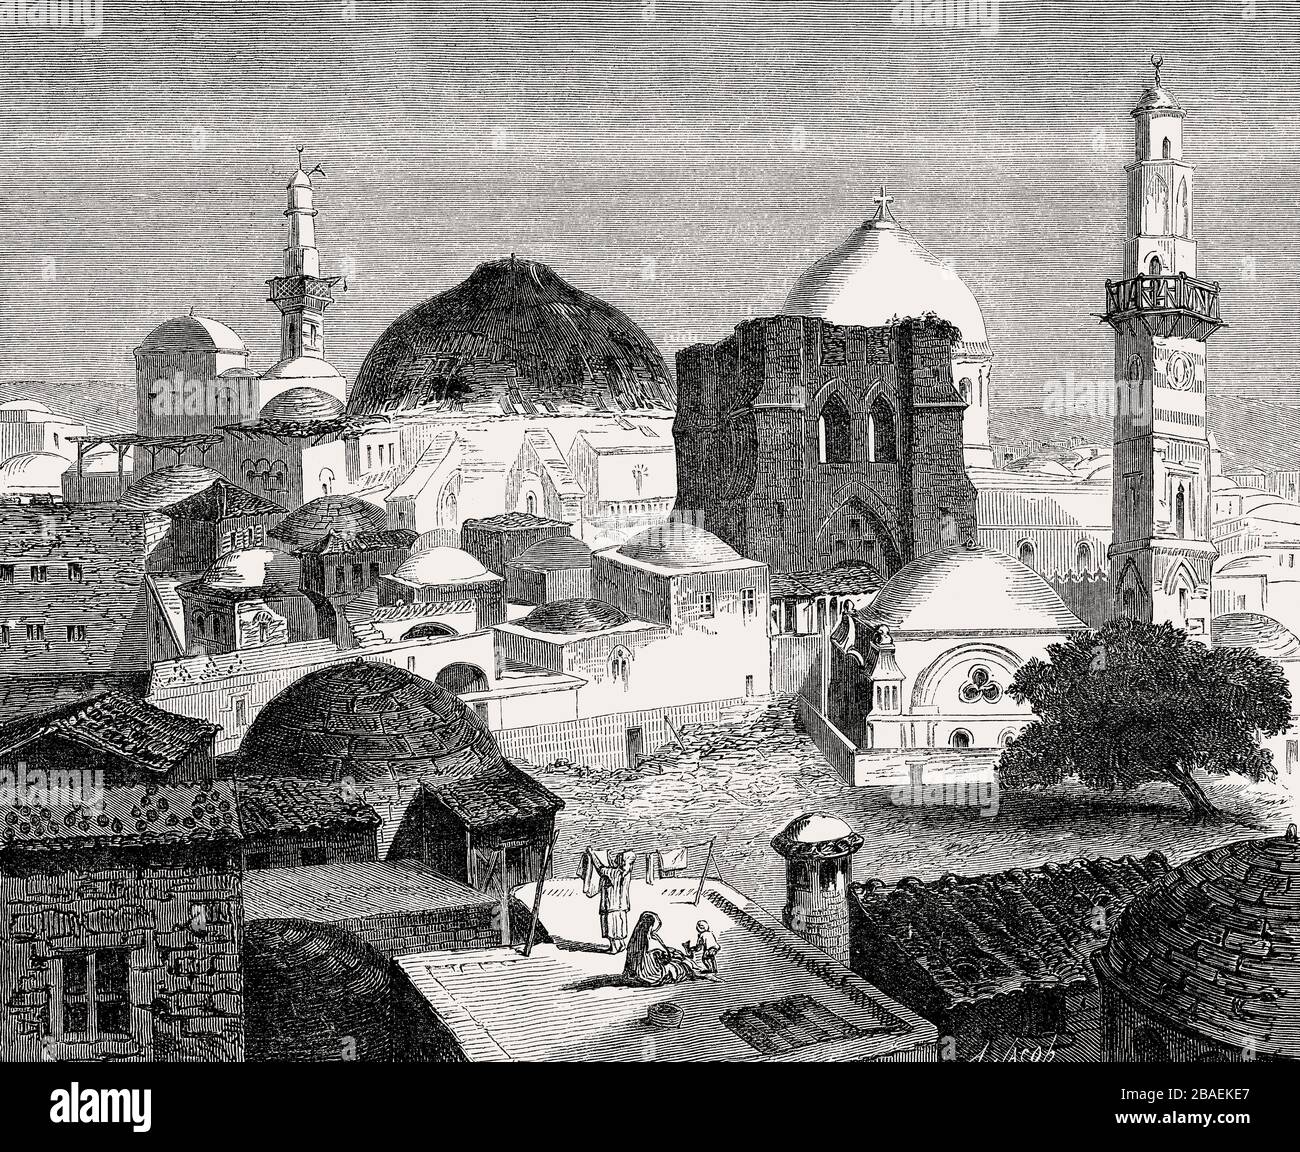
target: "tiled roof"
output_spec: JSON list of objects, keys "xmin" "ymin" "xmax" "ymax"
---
[
  {"xmin": 769, "ymin": 567, "xmax": 880, "ymax": 598},
  {"xmin": 1097, "ymin": 828, "xmax": 1300, "ymax": 1059},
  {"xmin": 852, "ymin": 852, "xmax": 1171, "ymax": 1007},
  {"xmin": 463, "ymin": 511, "xmax": 569, "ymax": 532},
  {"xmin": 238, "ymin": 774, "xmax": 380, "ymax": 836},
  {"xmin": 0, "ymin": 691, "xmax": 218, "ymax": 775},
  {"xmin": 424, "ymin": 761, "xmax": 564, "ymax": 828},
  {"xmin": 0, "ymin": 780, "xmax": 240, "ymax": 850}
]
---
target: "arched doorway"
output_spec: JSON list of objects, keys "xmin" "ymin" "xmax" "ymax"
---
[
  {"xmin": 434, "ymin": 662, "xmax": 489, "ymax": 696},
  {"xmin": 950, "ymin": 729, "xmax": 972, "ymax": 751},
  {"xmin": 1148, "ymin": 254, "xmax": 1163, "ymax": 277}
]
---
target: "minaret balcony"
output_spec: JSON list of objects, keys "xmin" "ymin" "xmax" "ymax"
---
[
  {"xmin": 266, "ymin": 274, "xmax": 341, "ymax": 314},
  {"xmin": 1102, "ymin": 272, "xmax": 1224, "ymax": 340}
]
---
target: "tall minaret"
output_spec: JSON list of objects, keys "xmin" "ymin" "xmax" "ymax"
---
[
  {"xmin": 1105, "ymin": 59, "xmax": 1222, "ymax": 635},
  {"xmin": 264, "ymin": 150, "xmax": 344, "ymax": 398}
]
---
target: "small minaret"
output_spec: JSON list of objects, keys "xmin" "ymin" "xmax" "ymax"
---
[
  {"xmin": 772, "ymin": 812, "xmax": 864, "ymax": 965},
  {"xmin": 267, "ymin": 149, "xmax": 342, "ymax": 366}
]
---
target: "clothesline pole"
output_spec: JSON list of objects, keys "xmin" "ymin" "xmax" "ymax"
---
[
  {"xmin": 692, "ymin": 838, "xmax": 715, "ymax": 907},
  {"xmin": 524, "ymin": 833, "xmax": 556, "ymax": 958}
]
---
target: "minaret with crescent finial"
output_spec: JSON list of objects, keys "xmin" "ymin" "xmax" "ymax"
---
[{"xmin": 263, "ymin": 148, "xmax": 345, "ymax": 403}]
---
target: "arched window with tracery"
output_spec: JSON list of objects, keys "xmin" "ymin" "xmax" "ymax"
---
[{"xmin": 817, "ymin": 393, "xmax": 851, "ymax": 465}]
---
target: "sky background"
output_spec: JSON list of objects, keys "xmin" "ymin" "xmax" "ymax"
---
[{"xmin": 1, "ymin": 0, "xmax": 1298, "ymax": 461}]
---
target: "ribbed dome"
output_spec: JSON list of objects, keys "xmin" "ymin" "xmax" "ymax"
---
[
  {"xmin": 243, "ymin": 919, "xmax": 392, "ymax": 1062},
  {"xmin": 139, "ymin": 315, "xmax": 247, "ymax": 355},
  {"xmin": 1097, "ymin": 827, "xmax": 1300, "ymax": 1060},
  {"xmin": 0, "ymin": 451, "xmax": 69, "ymax": 494},
  {"xmin": 783, "ymin": 203, "xmax": 988, "ymax": 348},
  {"xmin": 858, "ymin": 544, "xmax": 1083, "ymax": 634},
  {"xmin": 119, "ymin": 464, "xmax": 222, "ymax": 512},
  {"xmin": 346, "ymin": 257, "xmax": 675, "ymax": 416},
  {"xmin": 509, "ymin": 535, "xmax": 592, "ymax": 571},
  {"xmin": 1212, "ymin": 613, "xmax": 1300, "ymax": 662},
  {"xmin": 392, "ymin": 546, "xmax": 489, "ymax": 586},
  {"xmin": 521, "ymin": 597, "xmax": 629, "ymax": 634},
  {"xmin": 258, "ymin": 386, "xmax": 344, "ymax": 421},
  {"xmin": 618, "ymin": 522, "xmax": 743, "ymax": 570},
  {"xmin": 199, "ymin": 547, "xmax": 300, "ymax": 592},
  {"xmin": 270, "ymin": 495, "xmax": 389, "ymax": 551},
  {"xmin": 240, "ymin": 660, "xmax": 507, "ymax": 782}
]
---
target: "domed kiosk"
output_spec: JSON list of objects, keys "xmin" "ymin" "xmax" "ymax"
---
[
  {"xmin": 240, "ymin": 661, "xmax": 562, "ymax": 887},
  {"xmin": 772, "ymin": 812, "xmax": 864, "ymax": 964},
  {"xmin": 829, "ymin": 543, "xmax": 1085, "ymax": 751},
  {"xmin": 1095, "ymin": 825, "xmax": 1300, "ymax": 1062}
]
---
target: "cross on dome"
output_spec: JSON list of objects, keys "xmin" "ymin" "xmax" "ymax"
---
[{"xmin": 869, "ymin": 184, "xmax": 898, "ymax": 226}]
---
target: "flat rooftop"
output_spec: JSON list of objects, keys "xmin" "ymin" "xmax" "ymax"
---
[
  {"xmin": 395, "ymin": 878, "xmax": 937, "ymax": 1062},
  {"xmin": 244, "ymin": 859, "xmax": 491, "ymax": 923}
]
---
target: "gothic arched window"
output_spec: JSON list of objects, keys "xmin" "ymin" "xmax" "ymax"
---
[
  {"xmin": 1076, "ymin": 540, "xmax": 1094, "ymax": 573},
  {"xmin": 1018, "ymin": 539, "xmax": 1036, "ymax": 570},
  {"xmin": 1175, "ymin": 485, "xmax": 1186, "ymax": 538},
  {"xmin": 1176, "ymin": 177, "xmax": 1190, "ymax": 237},
  {"xmin": 1161, "ymin": 136, "xmax": 1172, "ymax": 159},
  {"xmin": 526, "ymin": 492, "xmax": 537, "ymax": 516},
  {"xmin": 817, "ymin": 393, "xmax": 852, "ymax": 465},
  {"xmin": 869, "ymin": 397, "xmax": 897, "ymax": 464},
  {"xmin": 609, "ymin": 646, "xmax": 632, "ymax": 688}
]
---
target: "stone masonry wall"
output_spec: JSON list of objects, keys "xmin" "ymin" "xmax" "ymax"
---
[{"xmin": 0, "ymin": 845, "xmax": 243, "ymax": 1062}]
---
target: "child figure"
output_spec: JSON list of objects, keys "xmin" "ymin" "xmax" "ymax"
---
[{"xmin": 685, "ymin": 919, "xmax": 720, "ymax": 976}]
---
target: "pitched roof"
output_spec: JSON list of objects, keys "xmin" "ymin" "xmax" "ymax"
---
[
  {"xmin": 237, "ymin": 774, "xmax": 381, "ymax": 836},
  {"xmin": 851, "ymin": 852, "xmax": 1171, "ymax": 1007},
  {"xmin": 0, "ymin": 780, "xmax": 240, "ymax": 851},
  {"xmin": 0, "ymin": 691, "xmax": 218, "ymax": 775},
  {"xmin": 425, "ymin": 760, "xmax": 564, "ymax": 828}
]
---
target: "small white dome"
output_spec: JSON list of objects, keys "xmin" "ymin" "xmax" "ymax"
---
[
  {"xmin": 139, "ymin": 315, "xmax": 247, "ymax": 356},
  {"xmin": 0, "ymin": 451, "xmax": 69, "ymax": 494},
  {"xmin": 393, "ymin": 546, "xmax": 489, "ymax": 586},
  {"xmin": 261, "ymin": 356, "xmax": 345, "ymax": 384}
]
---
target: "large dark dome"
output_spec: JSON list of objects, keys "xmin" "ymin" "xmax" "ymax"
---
[
  {"xmin": 240, "ymin": 660, "xmax": 507, "ymax": 782},
  {"xmin": 346, "ymin": 257, "xmax": 676, "ymax": 416}
]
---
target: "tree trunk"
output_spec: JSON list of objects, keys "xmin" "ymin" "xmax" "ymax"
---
[{"xmin": 1169, "ymin": 767, "xmax": 1223, "ymax": 824}]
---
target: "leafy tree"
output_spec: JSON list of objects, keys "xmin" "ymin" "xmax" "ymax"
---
[{"xmin": 999, "ymin": 618, "xmax": 1291, "ymax": 823}]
